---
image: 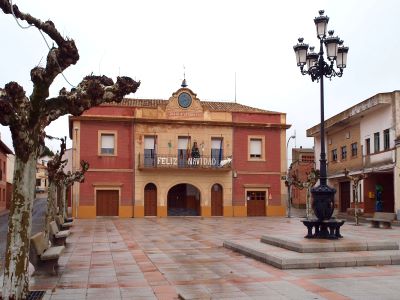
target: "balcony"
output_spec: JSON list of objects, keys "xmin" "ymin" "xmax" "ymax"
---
[
  {"xmin": 137, "ymin": 153, "xmax": 232, "ymax": 171},
  {"xmin": 363, "ymin": 149, "xmax": 395, "ymax": 169}
]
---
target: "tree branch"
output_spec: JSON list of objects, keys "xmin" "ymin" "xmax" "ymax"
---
[
  {"xmin": 44, "ymin": 75, "xmax": 140, "ymax": 124},
  {"xmin": 0, "ymin": 0, "xmax": 79, "ymax": 99},
  {"xmin": 47, "ymin": 137, "xmax": 67, "ymax": 181},
  {"xmin": 64, "ymin": 160, "xmax": 89, "ymax": 187}
]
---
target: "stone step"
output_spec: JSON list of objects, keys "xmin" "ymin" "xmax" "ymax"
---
[
  {"xmin": 260, "ymin": 235, "xmax": 399, "ymax": 253},
  {"xmin": 223, "ymin": 239, "xmax": 400, "ymax": 269}
]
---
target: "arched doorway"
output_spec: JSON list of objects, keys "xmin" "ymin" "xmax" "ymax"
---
[
  {"xmin": 144, "ymin": 183, "xmax": 157, "ymax": 216},
  {"xmin": 211, "ymin": 184, "xmax": 223, "ymax": 216},
  {"xmin": 167, "ymin": 183, "xmax": 200, "ymax": 216}
]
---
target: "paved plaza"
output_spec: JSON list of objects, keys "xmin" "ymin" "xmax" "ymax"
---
[{"xmin": 3, "ymin": 216, "xmax": 400, "ymax": 299}]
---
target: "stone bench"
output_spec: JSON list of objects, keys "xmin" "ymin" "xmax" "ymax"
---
[
  {"xmin": 56, "ymin": 214, "xmax": 73, "ymax": 230},
  {"xmin": 29, "ymin": 232, "xmax": 64, "ymax": 275},
  {"xmin": 366, "ymin": 212, "xmax": 396, "ymax": 229},
  {"xmin": 49, "ymin": 220, "xmax": 70, "ymax": 246}
]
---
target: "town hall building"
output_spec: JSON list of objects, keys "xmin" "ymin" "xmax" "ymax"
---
[{"xmin": 69, "ymin": 82, "xmax": 290, "ymax": 218}]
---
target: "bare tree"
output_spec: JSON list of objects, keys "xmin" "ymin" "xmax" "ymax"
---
[
  {"xmin": 0, "ymin": 1, "xmax": 140, "ymax": 298},
  {"xmin": 60, "ymin": 160, "xmax": 89, "ymax": 219},
  {"xmin": 45, "ymin": 137, "xmax": 66, "ymax": 240}
]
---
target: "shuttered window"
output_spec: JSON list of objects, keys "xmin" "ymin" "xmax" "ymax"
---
[
  {"xmin": 101, "ymin": 134, "xmax": 115, "ymax": 155},
  {"xmin": 249, "ymin": 139, "xmax": 262, "ymax": 158},
  {"xmin": 144, "ymin": 136, "xmax": 156, "ymax": 167}
]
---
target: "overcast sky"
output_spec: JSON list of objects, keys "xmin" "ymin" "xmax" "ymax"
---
[{"xmin": 1, "ymin": 0, "xmax": 400, "ymax": 160}]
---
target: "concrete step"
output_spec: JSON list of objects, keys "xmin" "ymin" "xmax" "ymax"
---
[
  {"xmin": 223, "ymin": 239, "xmax": 400, "ymax": 269},
  {"xmin": 260, "ymin": 235, "xmax": 399, "ymax": 253}
]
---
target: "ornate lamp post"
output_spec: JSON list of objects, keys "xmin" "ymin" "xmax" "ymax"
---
[{"xmin": 293, "ymin": 10, "xmax": 349, "ymax": 238}]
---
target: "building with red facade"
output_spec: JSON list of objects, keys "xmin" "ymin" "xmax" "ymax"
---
[
  {"xmin": 69, "ymin": 84, "xmax": 290, "ymax": 218},
  {"xmin": 289, "ymin": 147, "xmax": 315, "ymax": 208},
  {"xmin": 0, "ymin": 138, "xmax": 13, "ymax": 213}
]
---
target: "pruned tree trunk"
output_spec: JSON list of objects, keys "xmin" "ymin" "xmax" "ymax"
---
[
  {"xmin": 44, "ymin": 181, "xmax": 58, "ymax": 240},
  {"xmin": 59, "ymin": 185, "xmax": 66, "ymax": 219},
  {"xmin": 0, "ymin": 1, "xmax": 139, "ymax": 298},
  {"xmin": 2, "ymin": 154, "xmax": 37, "ymax": 299}
]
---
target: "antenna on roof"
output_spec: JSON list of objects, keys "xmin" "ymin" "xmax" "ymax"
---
[
  {"xmin": 234, "ymin": 72, "xmax": 237, "ymax": 103},
  {"xmin": 181, "ymin": 65, "xmax": 188, "ymax": 87}
]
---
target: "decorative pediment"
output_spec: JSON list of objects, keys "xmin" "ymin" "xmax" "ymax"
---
[{"xmin": 165, "ymin": 88, "xmax": 204, "ymax": 120}]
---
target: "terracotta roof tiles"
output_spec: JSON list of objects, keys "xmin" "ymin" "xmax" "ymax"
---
[{"xmin": 104, "ymin": 98, "xmax": 279, "ymax": 114}]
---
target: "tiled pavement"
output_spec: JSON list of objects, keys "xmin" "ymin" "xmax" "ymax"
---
[{"xmin": 7, "ymin": 217, "xmax": 400, "ymax": 299}]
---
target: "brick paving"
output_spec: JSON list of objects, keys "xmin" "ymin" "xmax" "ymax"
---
[{"xmin": 3, "ymin": 216, "xmax": 400, "ymax": 299}]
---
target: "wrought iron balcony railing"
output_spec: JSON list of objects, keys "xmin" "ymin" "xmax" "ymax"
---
[{"xmin": 137, "ymin": 153, "xmax": 232, "ymax": 170}]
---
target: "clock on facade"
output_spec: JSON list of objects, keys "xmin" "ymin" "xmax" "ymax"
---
[{"xmin": 178, "ymin": 92, "xmax": 192, "ymax": 108}]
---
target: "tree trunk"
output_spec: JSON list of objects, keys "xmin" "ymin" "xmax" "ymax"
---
[
  {"xmin": 44, "ymin": 181, "xmax": 57, "ymax": 240},
  {"xmin": 59, "ymin": 185, "xmax": 67, "ymax": 220},
  {"xmin": 2, "ymin": 153, "xmax": 37, "ymax": 299}
]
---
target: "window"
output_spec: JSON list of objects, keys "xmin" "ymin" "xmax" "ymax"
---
[
  {"xmin": 100, "ymin": 133, "xmax": 116, "ymax": 155},
  {"xmin": 341, "ymin": 146, "xmax": 347, "ymax": 160},
  {"xmin": 178, "ymin": 137, "xmax": 190, "ymax": 167},
  {"xmin": 301, "ymin": 155, "xmax": 314, "ymax": 163},
  {"xmin": 384, "ymin": 129, "xmax": 390, "ymax": 150},
  {"xmin": 249, "ymin": 137, "xmax": 263, "ymax": 159},
  {"xmin": 144, "ymin": 136, "xmax": 156, "ymax": 167},
  {"xmin": 365, "ymin": 138, "xmax": 370, "ymax": 155},
  {"xmin": 247, "ymin": 191, "xmax": 266, "ymax": 201},
  {"xmin": 351, "ymin": 142, "xmax": 358, "ymax": 157},
  {"xmin": 36, "ymin": 179, "xmax": 41, "ymax": 186},
  {"xmin": 374, "ymin": 132, "xmax": 380, "ymax": 153},
  {"xmin": 211, "ymin": 138, "xmax": 223, "ymax": 165},
  {"xmin": 331, "ymin": 149, "xmax": 337, "ymax": 162}
]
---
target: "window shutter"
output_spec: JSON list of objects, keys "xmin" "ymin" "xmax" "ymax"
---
[
  {"xmin": 101, "ymin": 134, "xmax": 114, "ymax": 149},
  {"xmin": 144, "ymin": 137, "xmax": 155, "ymax": 149},
  {"xmin": 178, "ymin": 137, "xmax": 189, "ymax": 149},
  {"xmin": 250, "ymin": 139, "xmax": 262, "ymax": 155},
  {"xmin": 211, "ymin": 138, "xmax": 223, "ymax": 149}
]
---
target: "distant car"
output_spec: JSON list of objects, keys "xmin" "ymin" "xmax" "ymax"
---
[{"xmin": 35, "ymin": 187, "xmax": 45, "ymax": 193}]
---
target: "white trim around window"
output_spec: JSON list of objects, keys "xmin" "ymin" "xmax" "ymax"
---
[{"xmin": 98, "ymin": 130, "xmax": 118, "ymax": 156}]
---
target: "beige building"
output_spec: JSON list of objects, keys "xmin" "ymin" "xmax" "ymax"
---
[{"xmin": 308, "ymin": 91, "xmax": 400, "ymax": 215}]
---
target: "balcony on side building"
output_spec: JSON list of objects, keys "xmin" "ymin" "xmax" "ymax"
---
[
  {"xmin": 137, "ymin": 153, "xmax": 232, "ymax": 171},
  {"xmin": 363, "ymin": 149, "xmax": 395, "ymax": 170}
]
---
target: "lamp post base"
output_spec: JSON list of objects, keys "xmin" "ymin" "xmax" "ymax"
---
[{"xmin": 302, "ymin": 219, "xmax": 345, "ymax": 239}]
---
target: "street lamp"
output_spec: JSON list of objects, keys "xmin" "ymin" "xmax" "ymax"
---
[
  {"xmin": 293, "ymin": 10, "xmax": 349, "ymax": 238},
  {"xmin": 286, "ymin": 134, "xmax": 296, "ymax": 218}
]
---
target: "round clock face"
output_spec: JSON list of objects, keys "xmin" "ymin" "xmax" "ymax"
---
[{"xmin": 178, "ymin": 92, "xmax": 192, "ymax": 108}]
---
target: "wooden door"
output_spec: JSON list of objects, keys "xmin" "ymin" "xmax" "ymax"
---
[
  {"xmin": 144, "ymin": 184, "xmax": 157, "ymax": 216},
  {"xmin": 247, "ymin": 191, "xmax": 266, "ymax": 217},
  {"xmin": 96, "ymin": 190, "xmax": 119, "ymax": 216},
  {"xmin": 247, "ymin": 200, "xmax": 266, "ymax": 216},
  {"xmin": 211, "ymin": 184, "xmax": 223, "ymax": 216},
  {"xmin": 340, "ymin": 181, "xmax": 350, "ymax": 213}
]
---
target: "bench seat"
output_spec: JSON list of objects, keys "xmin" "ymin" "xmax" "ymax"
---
[
  {"xmin": 49, "ymin": 220, "xmax": 70, "ymax": 246},
  {"xmin": 30, "ymin": 232, "xmax": 65, "ymax": 274},
  {"xmin": 41, "ymin": 245, "xmax": 65, "ymax": 260},
  {"xmin": 56, "ymin": 215, "xmax": 73, "ymax": 230},
  {"xmin": 367, "ymin": 212, "xmax": 396, "ymax": 229}
]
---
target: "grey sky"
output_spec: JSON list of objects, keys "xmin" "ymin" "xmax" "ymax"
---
[{"xmin": 1, "ymin": 0, "xmax": 399, "ymax": 161}]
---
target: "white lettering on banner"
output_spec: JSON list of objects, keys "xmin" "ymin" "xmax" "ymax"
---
[{"xmin": 155, "ymin": 157, "xmax": 222, "ymax": 166}]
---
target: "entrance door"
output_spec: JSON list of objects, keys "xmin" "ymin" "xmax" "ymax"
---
[
  {"xmin": 96, "ymin": 190, "xmax": 119, "ymax": 216},
  {"xmin": 144, "ymin": 183, "xmax": 157, "ymax": 216},
  {"xmin": 211, "ymin": 184, "xmax": 223, "ymax": 216},
  {"xmin": 247, "ymin": 191, "xmax": 266, "ymax": 217},
  {"xmin": 167, "ymin": 183, "xmax": 200, "ymax": 216},
  {"xmin": 340, "ymin": 181, "xmax": 350, "ymax": 213}
]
